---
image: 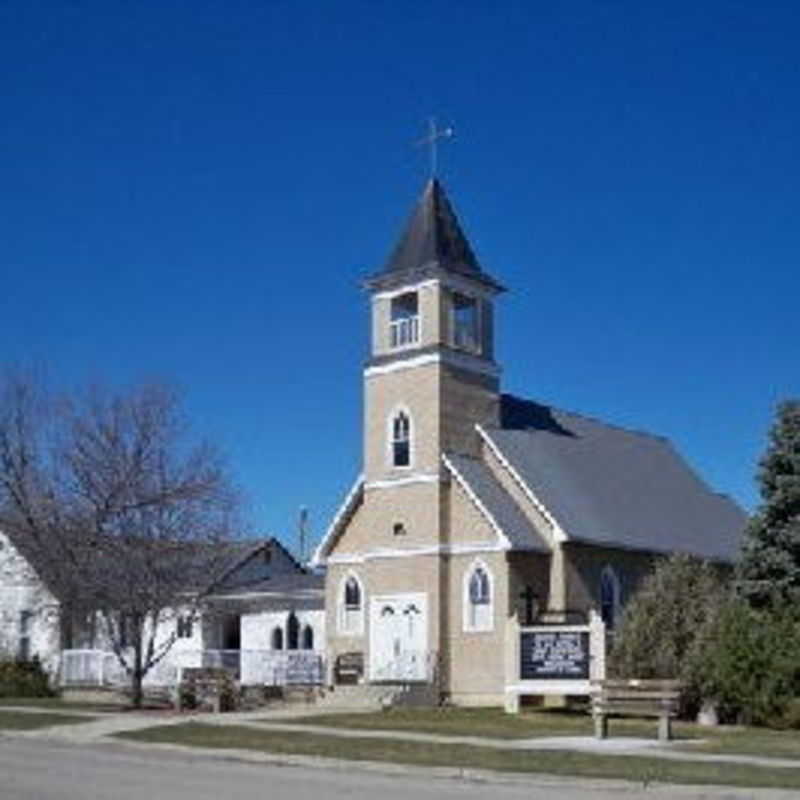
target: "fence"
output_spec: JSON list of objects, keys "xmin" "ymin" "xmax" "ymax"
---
[{"xmin": 59, "ymin": 648, "xmax": 325, "ymax": 688}]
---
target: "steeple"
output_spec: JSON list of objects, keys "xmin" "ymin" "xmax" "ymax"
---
[{"xmin": 365, "ymin": 179, "xmax": 505, "ymax": 294}]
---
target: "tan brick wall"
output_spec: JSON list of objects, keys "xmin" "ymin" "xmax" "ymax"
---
[
  {"xmin": 325, "ymin": 555, "xmax": 443, "ymax": 675},
  {"xmin": 440, "ymin": 365, "xmax": 499, "ymax": 458},
  {"xmin": 364, "ymin": 363, "xmax": 441, "ymax": 480},
  {"xmin": 443, "ymin": 550, "xmax": 508, "ymax": 702},
  {"xmin": 444, "ymin": 478, "xmax": 497, "ymax": 547},
  {"xmin": 507, "ymin": 552, "xmax": 552, "ymax": 619}
]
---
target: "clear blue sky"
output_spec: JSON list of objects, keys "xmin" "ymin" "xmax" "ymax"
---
[{"xmin": 2, "ymin": 1, "xmax": 798, "ymax": 556}]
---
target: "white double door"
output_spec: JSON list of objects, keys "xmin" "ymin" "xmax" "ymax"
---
[{"xmin": 369, "ymin": 592, "xmax": 427, "ymax": 682}]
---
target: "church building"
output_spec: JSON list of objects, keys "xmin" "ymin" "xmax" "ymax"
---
[{"xmin": 312, "ymin": 179, "xmax": 746, "ymax": 706}]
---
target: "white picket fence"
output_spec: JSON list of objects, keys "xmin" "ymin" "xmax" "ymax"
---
[{"xmin": 60, "ymin": 648, "xmax": 325, "ymax": 688}]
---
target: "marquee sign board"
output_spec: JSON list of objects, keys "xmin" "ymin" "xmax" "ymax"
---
[{"xmin": 520, "ymin": 630, "xmax": 590, "ymax": 680}]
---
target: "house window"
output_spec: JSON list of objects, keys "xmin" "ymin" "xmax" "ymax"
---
[
  {"xmin": 340, "ymin": 574, "xmax": 364, "ymax": 635},
  {"xmin": 302, "ymin": 625, "xmax": 314, "ymax": 650},
  {"xmin": 600, "ymin": 566, "xmax": 621, "ymax": 630},
  {"xmin": 287, "ymin": 612, "xmax": 300, "ymax": 650},
  {"xmin": 464, "ymin": 563, "xmax": 493, "ymax": 632},
  {"xmin": 271, "ymin": 626, "xmax": 284, "ymax": 650},
  {"xmin": 176, "ymin": 615, "xmax": 193, "ymax": 639},
  {"xmin": 18, "ymin": 610, "xmax": 32, "ymax": 661},
  {"xmin": 389, "ymin": 292, "xmax": 419, "ymax": 348},
  {"xmin": 391, "ymin": 412, "xmax": 411, "ymax": 467},
  {"xmin": 393, "ymin": 522, "xmax": 407, "ymax": 537},
  {"xmin": 452, "ymin": 293, "xmax": 480, "ymax": 353}
]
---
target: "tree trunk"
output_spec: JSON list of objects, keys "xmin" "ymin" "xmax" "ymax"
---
[{"xmin": 131, "ymin": 641, "xmax": 144, "ymax": 708}]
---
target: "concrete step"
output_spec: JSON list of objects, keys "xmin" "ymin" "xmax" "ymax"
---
[{"xmin": 317, "ymin": 682, "xmax": 439, "ymax": 710}]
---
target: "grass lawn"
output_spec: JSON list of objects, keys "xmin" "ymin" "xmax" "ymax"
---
[
  {"xmin": 0, "ymin": 696, "xmax": 126, "ymax": 712},
  {"xmin": 280, "ymin": 707, "xmax": 702, "ymax": 741},
  {"xmin": 283, "ymin": 707, "xmax": 800, "ymax": 760},
  {"xmin": 115, "ymin": 721, "xmax": 800, "ymax": 790},
  {"xmin": 0, "ymin": 709, "xmax": 96, "ymax": 730}
]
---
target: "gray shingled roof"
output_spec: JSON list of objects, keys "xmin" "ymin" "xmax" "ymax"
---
[
  {"xmin": 364, "ymin": 179, "xmax": 504, "ymax": 292},
  {"xmin": 211, "ymin": 571, "xmax": 324, "ymax": 607},
  {"xmin": 485, "ymin": 395, "xmax": 747, "ymax": 562},
  {"xmin": 445, "ymin": 453, "xmax": 549, "ymax": 552}
]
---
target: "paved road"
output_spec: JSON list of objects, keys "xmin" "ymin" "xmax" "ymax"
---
[{"xmin": 0, "ymin": 736, "xmax": 796, "ymax": 800}]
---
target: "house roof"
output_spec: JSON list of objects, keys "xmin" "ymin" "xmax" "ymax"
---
[
  {"xmin": 481, "ymin": 395, "xmax": 747, "ymax": 562},
  {"xmin": 364, "ymin": 179, "xmax": 505, "ymax": 293},
  {"xmin": 209, "ymin": 570, "xmax": 324, "ymax": 607},
  {"xmin": 443, "ymin": 453, "xmax": 549, "ymax": 552}
]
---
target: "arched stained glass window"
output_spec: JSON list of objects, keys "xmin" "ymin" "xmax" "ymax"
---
[
  {"xmin": 465, "ymin": 563, "xmax": 493, "ymax": 632},
  {"xmin": 340, "ymin": 574, "xmax": 364, "ymax": 635},
  {"xmin": 287, "ymin": 612, "xmax": 300, "ymax": 650},
  {"xmin": 391, "ymin": 412, "xmax": 411, "ymax": 467},
  {"xmin": 600, "ymin": 566, "xmax": 621, "ymax": 630}
]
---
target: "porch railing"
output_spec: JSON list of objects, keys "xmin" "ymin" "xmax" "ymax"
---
[
  {"xmin": 61, "ymin": 650, "xmax": 125, "ymax": 687},
  {"xmin": 370, "ymin": 649, "xmax": 437, "ymax": 683},
  {"xmin": 60, "ymin": 648, "xmax": 326, "ymax": 688},
  {"xmin": 389, "ymin": 316, "xmax": 419, "ymax": 348}
]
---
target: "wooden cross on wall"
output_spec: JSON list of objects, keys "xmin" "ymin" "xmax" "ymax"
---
[{"xmin": 519, "ymin": 586, "xmax": 539, "ymax": 626}]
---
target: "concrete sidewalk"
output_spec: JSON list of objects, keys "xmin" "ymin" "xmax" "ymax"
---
[{"xmin": 6, "ymin": 703, "xmax": 800, "ymax": 771}]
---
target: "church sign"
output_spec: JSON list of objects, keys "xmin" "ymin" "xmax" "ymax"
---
[{"xmin": 520, "ymin": 630, "xmax": 590, "ymax": 680}]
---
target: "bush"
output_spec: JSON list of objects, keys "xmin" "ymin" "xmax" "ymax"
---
[
  {"xmin": 698, "ymin": 599, "xmax": 800, "ymax": 726},
  {"xmin": 0, "ymin": 656, "xmax": 55, "ymax": 698},
  {"xmin": 608, "ymin": 554, "xmax": 725, "ymax": 716}
]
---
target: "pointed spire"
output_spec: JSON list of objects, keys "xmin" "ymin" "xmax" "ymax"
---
[{"xmin": 365, "ymin": 179, "xmax": 505, "ymax": 293}]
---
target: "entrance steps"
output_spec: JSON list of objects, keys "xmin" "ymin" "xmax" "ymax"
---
[{"xmin": 317, "ymin": 682, "xmax": 440, "ymax": 710}]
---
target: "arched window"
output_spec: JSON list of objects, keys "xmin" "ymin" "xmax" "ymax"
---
[
  {"xmin": 271, "ymin": 626, "xmax": 283, "ymax": 650},
  {"xmin": 302, "ymin": 624, "xmax": 314, "ymax": 650},
  {"xmin": 464, "ymin": 562, "xmax": 493, "ymax": 632},
  {"xmin": 287, "ymin": 611, "xmax": 300, "ymax": 650},
  {"xmin": 600, "ymin": 566, "xmax": 621, "ymax": 630},
  {"xmin": 391, "ymin": 411, "xmax": 411, "ymax": 467},
  {"xmin": 340, "ymin": 574, "xmax": 364, "ymax": 635}
]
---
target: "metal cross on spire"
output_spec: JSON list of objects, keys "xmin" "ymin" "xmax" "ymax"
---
[{"xmin": 415, "ymin": 117, "xmax": 454, "ymax": 178}]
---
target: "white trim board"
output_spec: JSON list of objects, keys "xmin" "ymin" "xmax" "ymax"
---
[
  {"xmin": 364, "ymin": 350, "xmax": 501, "ymax": 379},
  {"xmin": 311, "ymin": 475, "xmax": 364, "ymax": 567},
  {"xmin": 325, "ymin": 541, "xmax": 509, "ymax": 566},
  {"xmin": 365, "ymin": 473, "xmax": 441, "ymax": 490}
]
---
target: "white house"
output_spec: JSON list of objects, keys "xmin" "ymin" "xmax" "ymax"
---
[{"xmin": 0, "ymin": 532, "xmax": 326, "ymax": 691}]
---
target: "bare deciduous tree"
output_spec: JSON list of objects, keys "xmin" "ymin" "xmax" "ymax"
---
[{"xmin": 0, "ymin": 370, "xmax": 241, "ymax": 706}]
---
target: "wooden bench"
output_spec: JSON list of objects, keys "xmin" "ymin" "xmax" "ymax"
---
[
  {"xmin": 591, "ymin": 679, "xmax": 680, "ymax": 741},
  {"xmin": 334, "ymin": 652, "xmax": 364, "ymax": 685}
]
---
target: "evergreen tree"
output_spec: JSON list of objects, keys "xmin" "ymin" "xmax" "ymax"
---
[{"xmin": 738, "ymin": 400, "xmax": 800, "ymax": 608}]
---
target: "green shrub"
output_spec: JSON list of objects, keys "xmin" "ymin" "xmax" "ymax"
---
[
  {"xmin": 698, "ymin": 599, "xmax": 800, "ymax": 726},
  {"xmin": 608, "ymin": 554, "xmax": 726, "ymax": 716},
  {"xmin": 0, "ymin": 657, "xmax": 55, "ymax": 698}
]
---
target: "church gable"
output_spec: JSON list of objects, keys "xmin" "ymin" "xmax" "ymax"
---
[
  {"xmin": 443, "ymin": 453, "xmax": 549, "ymax": 552},
  {"xmin": 312, "ymin": 475, "xmax": 364, "ymax": 565}
]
